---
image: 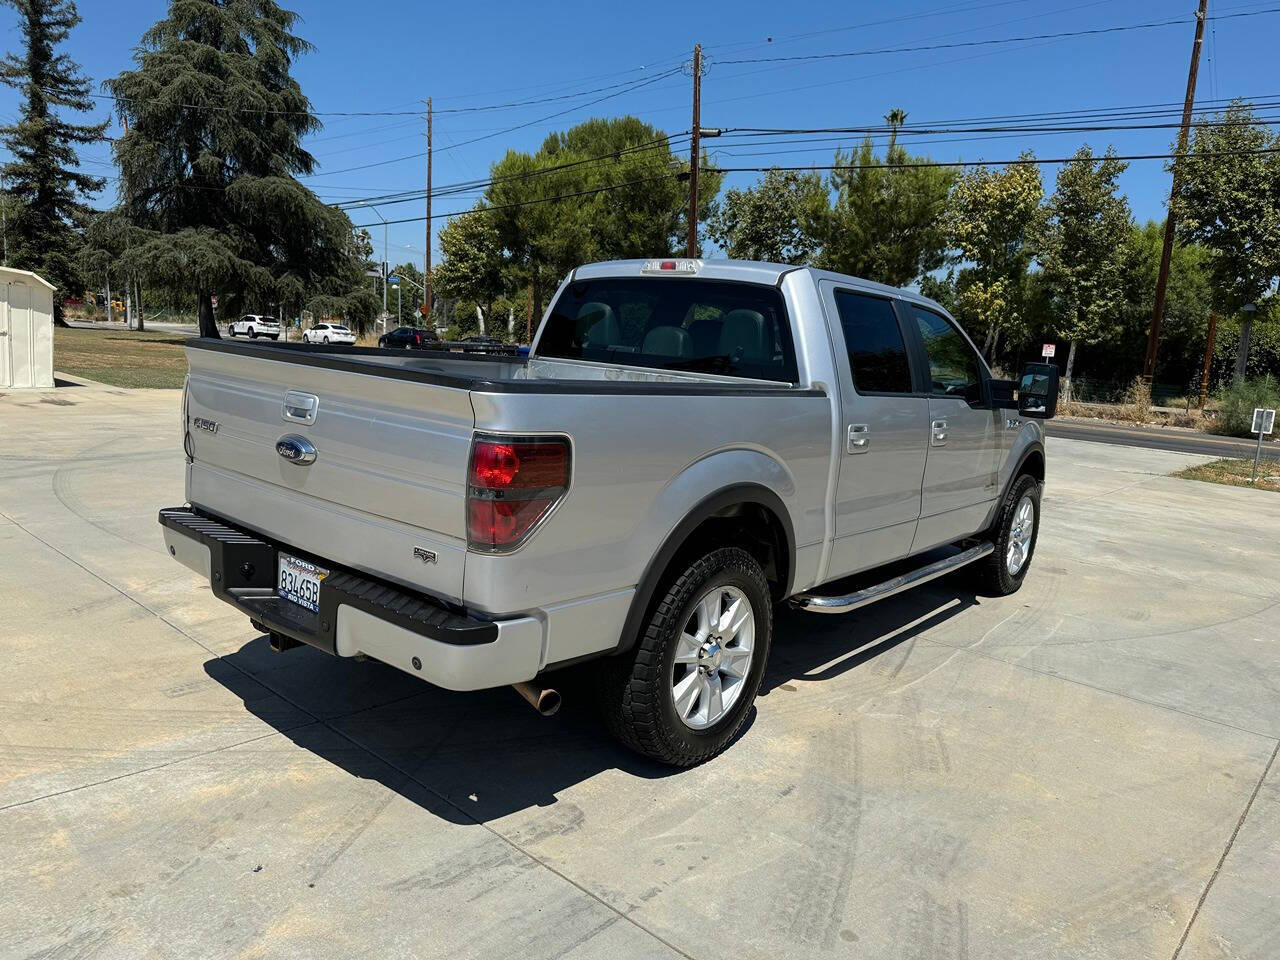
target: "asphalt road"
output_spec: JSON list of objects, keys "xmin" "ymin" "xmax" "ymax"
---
[{"xmin": 1049, "ymin": 416, "xmax": 1280, "ymax": 460}]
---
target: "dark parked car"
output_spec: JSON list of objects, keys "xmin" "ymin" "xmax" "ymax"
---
[
  {"xmin": 378, "ymin": 326, "xmax": 439, "ymax": 350},
  {"xmin": 459, "ymin": 334, "xmax": 519, "ymax": 355}
]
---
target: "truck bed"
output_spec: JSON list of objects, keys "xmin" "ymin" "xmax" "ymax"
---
[{"xmin": 181, "ymin": 337, "xmax": 830, "ymax": 632}]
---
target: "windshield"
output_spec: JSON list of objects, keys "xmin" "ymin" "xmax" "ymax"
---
[{"xmin": 536, "ymin": 277, "xmax": 797, "ymax": 382}]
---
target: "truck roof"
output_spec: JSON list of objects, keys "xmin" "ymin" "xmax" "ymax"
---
[{"xmin": 572, "ymin": 258, "xmax": 950, "ymax": 315}]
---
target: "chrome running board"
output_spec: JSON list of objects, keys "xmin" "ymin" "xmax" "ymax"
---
[{"xmin": 791, "ymin": 542, "xmax": 994, "ymax": 615}]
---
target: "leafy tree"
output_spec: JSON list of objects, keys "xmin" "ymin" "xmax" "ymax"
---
[
  {"xmin": 1035, "ymin": 146, "xmax": 1133, "ymax": 399},
  {"xmin": 814, "ymin": 134, "xmax": 955, "ymax": 286},
  {"xmin": 434, "ymin": 208, "xmax": 510, "ymax": 332},
  {"xmin": 486, "ymin": 116, "xmax": 719, "ymax": 331},
  {"xmin": 1116, "ymin": 220, "xmax": 1212, "ymax": 387},
  {"xmin": 705, "ymin": 168, "xmax": 826, "ymax": 263},
  {"xmin": 104, "ymin": 0, "xmax": 375, "ymax": 337},
  {"xmin": 1171, "ymin": 101, "xmax": 1280, "ymax": 378},
  {"xmin": 944, "ymin": 155, "xmax": 1044, "ymax": 357},
  {"xmin": 0, "ymin": 0, "xmax": 106, "ymax": 322}
]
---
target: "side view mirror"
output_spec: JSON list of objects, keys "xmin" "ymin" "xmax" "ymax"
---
[{"xmin": 1018, "ymin": 363, "xmax": 1060, "ymax": 419}]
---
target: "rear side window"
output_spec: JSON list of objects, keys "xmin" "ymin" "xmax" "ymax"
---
[
  {"xmin": 537, "ymin": 277, "xmax": 798, "ymax": 382},
  {"xmin": 833, "ymin": 291, "xmax": 913, "ymax": 394}
]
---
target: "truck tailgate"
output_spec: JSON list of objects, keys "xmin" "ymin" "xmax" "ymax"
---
[{"xmin": 183, "ymin": 343, "xmax": 473, "ymax": 600}]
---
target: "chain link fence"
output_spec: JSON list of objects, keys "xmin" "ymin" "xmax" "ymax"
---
[{"xmin": 1068, "ymin": 376, "xmax": 1201, "ymax": 409}]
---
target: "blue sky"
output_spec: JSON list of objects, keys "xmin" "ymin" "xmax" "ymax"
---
[{"xmin": 3, "ymin": 0, "xmax": 1277, "ymax": 275}]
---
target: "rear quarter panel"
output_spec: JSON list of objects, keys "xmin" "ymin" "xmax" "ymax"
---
[{"xmin": 465, "ymin": 389, "xmax": 831, "ymax": 637}]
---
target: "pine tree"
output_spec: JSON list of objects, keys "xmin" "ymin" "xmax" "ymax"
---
[
  {"xmin": 0, "ymin": 0, "xmax": 107, "ymax": 322},
  {"xmin": 104, "ymin": 0, "xmax": 375, "ymax": 337}
]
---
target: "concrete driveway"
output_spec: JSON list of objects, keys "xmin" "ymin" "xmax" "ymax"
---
[{"xmin": 2, "ymin": 383, "xmax": 1278, "ymax": 960}]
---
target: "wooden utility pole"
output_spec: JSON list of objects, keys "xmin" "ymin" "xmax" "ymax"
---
[
  {"xmin": 1143, "ymin": 0, "xmax": 1208, "ymax": 384},
  {"xmin": 425, "ymin": 97, "xmax": 433, "ymax": 321},
  {"xmin": 686, "ymin": 44, "xmax": 702, "ymax": 258},
  {"xmin": 1198, "ymin": 312, "xmax": 1218, "ymax": 408}
]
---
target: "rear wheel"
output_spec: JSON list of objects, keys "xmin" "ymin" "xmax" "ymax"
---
[
  {"xmin": 973, "ymin": 472, "xmax": 1041, "ymax": 596},
  {"xmin": 248, "ymin": 326, "xmax": 257, "ymax": 339},
  {"xmin": 322, "ymin": 335, "xmax": 329, "ymax": 344},
  {"xmin": 598, "ymin": 546, "xmax": 772, "ymax": 766}
]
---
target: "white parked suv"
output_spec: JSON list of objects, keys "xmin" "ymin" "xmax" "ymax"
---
[
  {"xmin": 302, "ymin": 322, "xmax": 357, "ymax": 345},
  {"xmin": 228, "ymin": 314, "xmax": 281, "ymax": 339}
]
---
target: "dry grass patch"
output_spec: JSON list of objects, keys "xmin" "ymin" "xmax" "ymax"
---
[
  {"xmin": 1174, "ymin": 457, "xmax": 1280, "ymax": 493},
  {"xmin": 54, "ymin": 327, "xmax": 188, "ymax": 389}
]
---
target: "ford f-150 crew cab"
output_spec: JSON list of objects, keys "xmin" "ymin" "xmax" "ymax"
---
[{"xmin": 160, "ymin": 258, "xmax": 1060, "ymax": 765}]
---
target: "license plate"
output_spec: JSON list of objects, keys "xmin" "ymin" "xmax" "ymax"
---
[{"xmin": 277, "ymin": 553, "xmax": 328, "ymax": 612}]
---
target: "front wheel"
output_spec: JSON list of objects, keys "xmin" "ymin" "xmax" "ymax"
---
[
  {"xmin": 598, "ymin": 546, "xmax": 772, "ymax": 766},
  {"xmin": 973, "ymin": 472, "xmax": 1041, "ymax": 596}
]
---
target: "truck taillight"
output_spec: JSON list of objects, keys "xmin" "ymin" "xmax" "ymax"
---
[{"xmin": 466, "ymin": 435, "xmax": 570, "ymax": 552}]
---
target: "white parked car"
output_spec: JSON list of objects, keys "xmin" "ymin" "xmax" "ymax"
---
[
  {"xmin": 228, "ymin": 314, "xmax": 281, "ymax": 339},
  {"xmin": 302, "ymin": 322, "xmax": 357, "ymax": 345}
]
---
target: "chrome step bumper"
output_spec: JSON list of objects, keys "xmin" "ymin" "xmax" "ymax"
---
[{"xmin": 791, "ymin": 542, "xmax": 994, "ymax": 615}]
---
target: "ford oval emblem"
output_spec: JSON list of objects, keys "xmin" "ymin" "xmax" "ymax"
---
[{"xmin": 275, "ymin": 434, "xmax": 317, "ymax": 465}]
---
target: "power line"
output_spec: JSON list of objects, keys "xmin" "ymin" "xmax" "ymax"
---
[
  {"xmin": 715, "ymin": 7, "xmax": 1280, "ymax": 65},
  {"xmin": 434, "ymin": 68, "xmax": 685, "ymax": 153},
  {"xmin": 350, "ymin": 172, "xmax": 686, "ymax": 228},
  {"xmin": 347, "ymin": 144, "xmax": 1280, "ymax": 231},
  {"xmin": 718, "ymin": 114, "xmax": 1280, "ymax": 138},
  {"xmin": 335, "ymin": 133, "xmax": 691, "ymax": 209},
  {"xmin": 703, "ymin": 0, "xmax": 1040, "ymax": 54},
  {"xmin": 298, "ymin": 68, "xmax": 684, "ymax": 179},
  {"xmin": 704, "ymin": 145, "xmax": 1280, "ymax": 175},
  {"xmin": 431, "ymin": 72, "xmax": 688, "ymax": 115}
]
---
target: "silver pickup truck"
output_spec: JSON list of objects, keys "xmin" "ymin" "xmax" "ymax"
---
[{"xmin": 160, "ymin": 258, "xmax": 1059, "ymax": 765}]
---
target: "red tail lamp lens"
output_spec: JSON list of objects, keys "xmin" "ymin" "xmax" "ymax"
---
[{"xmin": 467, "ymin": 437, "xmax": 570, "ymax": 551}]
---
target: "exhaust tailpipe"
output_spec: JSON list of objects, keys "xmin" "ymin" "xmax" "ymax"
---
[{"xmin": 512, "ymin": 681, "xmax": 561, "ymax": 717}]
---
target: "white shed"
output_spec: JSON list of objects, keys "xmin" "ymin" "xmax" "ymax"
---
[{"xmin": 0, "ymin": 267, "xmax": 55, "ymax": 389}]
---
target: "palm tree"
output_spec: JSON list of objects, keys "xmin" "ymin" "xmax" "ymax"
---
[{"xmin": 884, "ymin": 108, "xmax": 908, "ymax": 154}]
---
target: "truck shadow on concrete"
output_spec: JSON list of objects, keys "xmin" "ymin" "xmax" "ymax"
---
[{"xmin": 203, "ymin": 573, "xmax": 979, "ymax": 825}]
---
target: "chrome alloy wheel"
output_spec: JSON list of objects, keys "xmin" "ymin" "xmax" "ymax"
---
[
  {"xmin": 670, "ymin": 585, "xmax": 755, "ymax": 730},
  {"xmin": 1006, "ymin": 494, "xmax": 1036, "ymax": 576}
]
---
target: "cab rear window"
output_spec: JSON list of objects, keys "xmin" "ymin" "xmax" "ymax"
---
[{"xmin": 537, "ymin": 277, "xmax": 798, "ymax": 382}]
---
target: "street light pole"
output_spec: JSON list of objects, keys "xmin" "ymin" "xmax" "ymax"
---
[{"xmin": 356, "ymin": 202, "xmax": 390, "ymax": 334}]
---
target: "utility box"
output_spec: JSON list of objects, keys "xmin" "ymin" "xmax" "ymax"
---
[{"xmin": 0, "ymin": 267, "xmax": 55, "ymax": 389}]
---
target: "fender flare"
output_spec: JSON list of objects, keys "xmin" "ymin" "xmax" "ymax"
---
[
  {"xmin": 1010, "ymin": 441, "xmax": 1046, "ymax": 489},
  {"xmin": 613, "ymin": 483, "xmax": 796, "ymax": 657}
]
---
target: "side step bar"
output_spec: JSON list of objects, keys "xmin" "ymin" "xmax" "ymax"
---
[{"xmin": 791, "ymin": 542, "xmax": 994, "ymax": 615}]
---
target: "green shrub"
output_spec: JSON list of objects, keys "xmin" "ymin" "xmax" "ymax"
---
[{"xmin": 1210, "ymin": 375, "xmax": 1280, "ymax": 436}]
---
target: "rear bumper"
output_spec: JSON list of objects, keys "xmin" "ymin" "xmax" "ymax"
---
[{"xmin": 158, "ymin": 507, "xmax": 542, "ymax": 690}]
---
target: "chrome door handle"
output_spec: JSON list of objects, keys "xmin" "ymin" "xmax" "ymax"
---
[
  {"xmin": 931, "ymin": 419, "xmax": 948, "ymax": 446},
  {"xmin": 847, "ymin": 423, "xmax": 870, "ymax": 453}
]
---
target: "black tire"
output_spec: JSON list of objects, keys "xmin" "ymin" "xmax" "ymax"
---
[
  {"xmin": 248, "ymin": 327, "xmax": 257, "ymax": 339},
  {"xmin": 322, "ymin": 335, "xmax": 329, "ymax": 344},
  {"xmin": 598, "ymin": 546, "xmax": 772, "ymax": 766},
  {"xmin": 973, "ymin": 472, "xmax": 1041, "ymax": 596},
  {"xmin": 228, "ymin": 327, "xmax": 235, "ymax": 337}
]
